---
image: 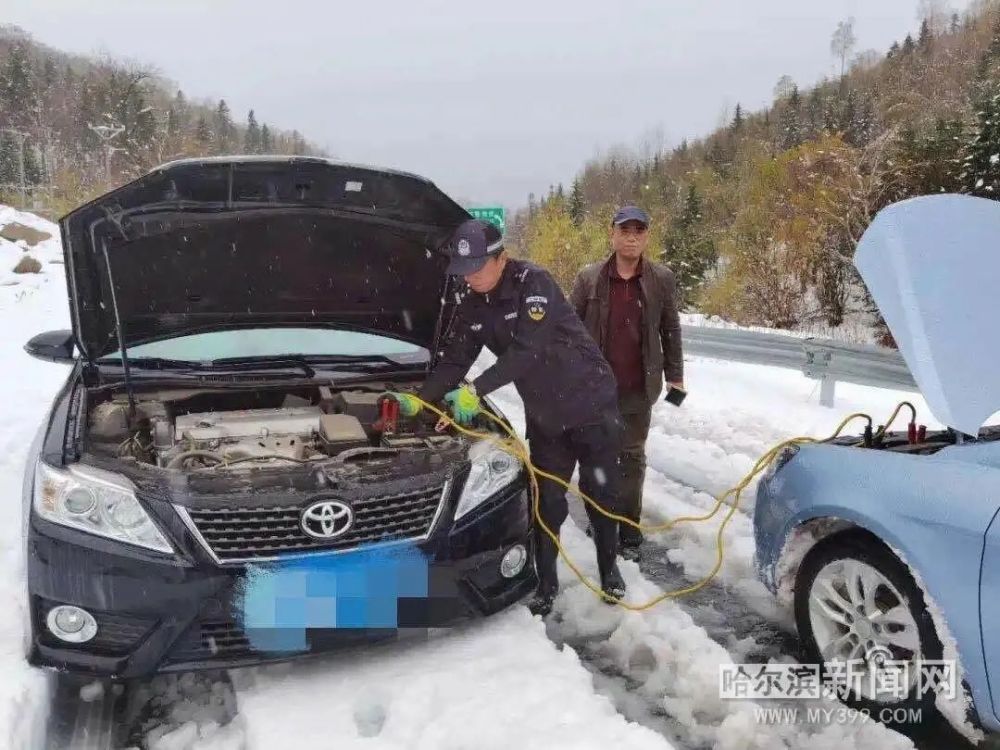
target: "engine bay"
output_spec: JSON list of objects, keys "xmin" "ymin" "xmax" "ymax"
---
[{"xmin": 86, "ymin": 384, "xmax": 466, "ymax": 472}]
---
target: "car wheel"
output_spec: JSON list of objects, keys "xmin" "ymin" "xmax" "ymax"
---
[{"xmin": 795, "ymin": 534, "xmax": 942, "ymax": 713}]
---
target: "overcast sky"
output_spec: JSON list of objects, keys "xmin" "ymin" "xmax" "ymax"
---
[{"xmin": 5, "ymin": 0, "xmax": 970, "ymax": 207}]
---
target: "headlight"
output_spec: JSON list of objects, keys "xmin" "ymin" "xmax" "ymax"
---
[
  {"xmin": 455, "ymin": 444, "xmax": 521, "ymax": 520},
  {"xmin": 764, "ymin": 445, "xmax": 800, "ymax": 480},
  {"xmin": 33, "ymin": 461, "xmax": 173, "ymax": 553}
]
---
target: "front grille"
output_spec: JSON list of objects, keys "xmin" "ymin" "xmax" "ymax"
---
[
  {"xmin": 185, "ymin": 482, "xmax": 448, "ymax": 563},
  {"xmin": 167, "ymin": 619, "xmax": 254, "ymax": 664},
  {"xmin": 37, "ymin": 598, "xmax": 155, "ymax": 655}
]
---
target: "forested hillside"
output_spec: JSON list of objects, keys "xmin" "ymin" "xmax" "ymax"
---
[
  {"xmin": 511, "ymin": 0, "xmax": 1000, "ymax": 343},
  {"xmin": 0, "ymin": 24, "xmax": 321, "ymax": 216}
]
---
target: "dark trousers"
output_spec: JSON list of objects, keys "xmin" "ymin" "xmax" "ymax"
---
[
  {"xmin": 618, "ymin": 391, "xmax": 653, "ymax": 547},
  {"xmin": 528, "ymin": 411, "xmax": 624, "ymax": 594}
]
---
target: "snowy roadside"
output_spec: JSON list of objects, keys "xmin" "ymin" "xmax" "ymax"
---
[
  {"xmin": 235, "ymin": 611, "xmax": 670, "ymax": 750},
  {"xmin": 485, "ymin": 376, "xmax": 915, "ymax": 750},
  {"xmin": 0, "ymin": 207, "xmax": 72, "ymax": 749}
]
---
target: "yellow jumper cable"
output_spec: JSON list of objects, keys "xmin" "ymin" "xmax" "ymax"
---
[{"xmin": 414, "ymin": 395, "xmax": 884, "ymax": 611}]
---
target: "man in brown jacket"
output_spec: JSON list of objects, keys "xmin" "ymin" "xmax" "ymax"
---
[{"xmin": 570, "ymin": 205, "xmax": 684, "ymax": 558}]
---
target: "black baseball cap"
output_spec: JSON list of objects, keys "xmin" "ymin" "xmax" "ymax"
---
[
  {"xmin": 444, "ymin": 219, "xmax": 504, "ymax": 276},
  {"xmin": 612, "ymin": 205, "xmax": 650, "ymax": 227}
]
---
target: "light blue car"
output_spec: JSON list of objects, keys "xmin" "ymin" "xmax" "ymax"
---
[{"xmin": 754, "ymin": 194, "xmax": 1000, "ymax": 732}]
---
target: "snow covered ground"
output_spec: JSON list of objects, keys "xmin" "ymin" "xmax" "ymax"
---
[
  {"xmin": 0, "ymin": 206, "xmax": 72, "ymax": 750},
  {"xmin": 0, "ymin": 205, "xmax": 960, "ymax": 749}
]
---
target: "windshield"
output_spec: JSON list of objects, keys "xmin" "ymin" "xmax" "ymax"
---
[{"xmin": 98, "ymin": 328, "xmax": 428, "ymax": 363}]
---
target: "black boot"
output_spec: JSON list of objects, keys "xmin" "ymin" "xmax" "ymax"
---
[
  {"xmin": 527, "ymin": 588, "xmax": 557, "ymax": 617},
  {"xmin": 600, "ymin": 564, "xmax": 627, "ymax": 605},
  {"xmin": 619, "ymin": 527, "xmax": 644, "ymax": 562},
  {"xmin": 529, "ymin": 532, "xmax": 560, "ymax": 617},
  {"xmin": 619, "ymin": 545, "xmax": 641, "ymax": 562}
]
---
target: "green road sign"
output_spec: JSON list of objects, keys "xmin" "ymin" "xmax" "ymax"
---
[{"xmin": 467, "ymin": 206, "xmax": 506, "ymax": 233}]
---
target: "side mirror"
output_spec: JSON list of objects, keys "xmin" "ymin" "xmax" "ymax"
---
[{"xmin": 25, "ymin": 330, "xmax": 76, "ymax": 364}]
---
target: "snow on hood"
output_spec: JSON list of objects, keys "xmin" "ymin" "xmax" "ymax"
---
[{"xmin": 854, "ymin": 194, "xmax": 1000, "ymax": 435}]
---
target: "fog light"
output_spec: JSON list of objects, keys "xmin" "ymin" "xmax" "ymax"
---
[
  {"xmin": 500, "ymin": 544, "xmax": 527, "ymax": 578},
  {"xmin": 46, "ymin": 605, "xmax": 97, "ymax": 643}
]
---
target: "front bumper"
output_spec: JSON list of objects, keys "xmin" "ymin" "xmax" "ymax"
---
[
  {"xmin": 752, "ymin": 478, "xmax": 782, "ymax": 593},
  {"xmin": 27, "ymin": 480, "xmax": 535, "ymax": 678}
]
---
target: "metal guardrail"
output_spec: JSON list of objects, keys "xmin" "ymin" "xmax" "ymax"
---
[{"xmin": 681, "ymin": 325, "xmax": 917, "ymax": 407}]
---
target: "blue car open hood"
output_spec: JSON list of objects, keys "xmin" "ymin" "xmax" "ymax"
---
[{"xmin": 854, "ymin": 194, "xmax": 1000, "ymax": 435}]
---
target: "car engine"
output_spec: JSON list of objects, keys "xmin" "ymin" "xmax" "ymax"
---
[
  {"xmin": 88, "ymin": 387, "xmax": 461, "ymax": 472},
  {"xmin": 155, "ymin": 406, "xmax": 362, "ymax": 469}
]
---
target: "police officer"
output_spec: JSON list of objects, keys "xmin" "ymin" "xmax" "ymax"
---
[{"xmin": 387, "ymin": 219, "xmax": 626, "ymax": 616}]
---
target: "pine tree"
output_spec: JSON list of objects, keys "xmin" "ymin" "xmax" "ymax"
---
[
  {"xmin": 244, "ymin": 109, "xmax": 261, "ymax": 154},
  {"xmin": 731, "ymin": 103, "xmax": 744, "ymax": 133},
  {"xmin": 1, "ymin": 44, "xmax": 37, "ymax": 128},
  {"xmin": 951, "ymin": 13, "xmax": 960, "ymax": 34},
  {"xmin": 854, "ymin": 96, "xmax": 878, "ymax": 147},
  {"xmin": 663, "ymin": 184, "xmax": 715, "ymax": 306},
  {"xmin": 42, "ymin": 57, "xmax": 57, "ymax": 91},
  {"xmin": 806, "ymin": 88, "xmax": 823, "ymax": 135},
  {"xmin": 975, "ymin": 18, "xmax": 1000, "ymax": 97},
  {"xmin": 260, "ymin": 124, "xmax": 273, "ymax": 153},
  {"xmin": 0, "ymin": 133, "xmax": 20, "ymax": 187},
  {"xmin": 167, "ymin": 106, "xmax": 180, "ymax": 139},
  {"xmin": 840, "ymin": 89, "xmax": 876, "ymax": 146},
  {"xmin": 171, "ymin": 90, "xmax": 189, "ymax": 134},
  {"xmin": 900, "ymin": 118, "xmax": 964, "ymax": 194},
  {"xmin": 705, "ymin": 139, "xmax": 730, "ymax": 175},
  {"xmin": 213, "ymin": 99, "xmax": 234, "ymax": 154},
  {"xmin": 780, "ymin": 87, "xmax": 802, "ymax": 149},
  {"xmin": 195, "ymin": 115, "xmax": 212, "ymax": 149},
  {"xmin": 960, "ymin": 93, "xmax": 1000, "ymax": 198},
  {"xmin": 22, "ymin": 141, "xmax": 42, "ymax": 184},
  {"xmin": 129, "ymin": 93, "xmax": 157, "ymax": 154},
  {"xmin": 901, "ymin": 34, "xmax": 916, "ymax": 55},
  {"xmin": 918, "ymin": 19, "xmax": 933, "ymax": 53},
  {"xmin": 569, "ymin": 178, "xmax": 584, "ymax": 226},
  {"xmin": 887, "ymin": 41, "xmax": 901, "ymax": 60}
]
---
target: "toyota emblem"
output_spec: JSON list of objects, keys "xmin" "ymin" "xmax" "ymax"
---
[{"xmin": 300, "ymin": 500, "xmax": 353, "ymax": 540}]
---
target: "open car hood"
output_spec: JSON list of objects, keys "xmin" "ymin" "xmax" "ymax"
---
[
  {"xmin": 854, "ymin": 194, "xmax": 1000, "ymax": 435},
  {"xmin": 60, "ymin": 157, "xmax": 470, "ymax": 361}
]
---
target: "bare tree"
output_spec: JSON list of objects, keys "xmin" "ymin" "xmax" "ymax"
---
[
  {"xmin": 773, "ymin": 75, "xmax": 796, "ymax": 101},
  {"xmin": 831, "ymin": 17, "xmax": 857, "ymax": 81}
]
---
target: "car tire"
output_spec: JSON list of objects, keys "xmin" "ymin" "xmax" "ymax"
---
[{"xmin": 795, "ymin": 533, "xmax": 942, "ymax": 715}]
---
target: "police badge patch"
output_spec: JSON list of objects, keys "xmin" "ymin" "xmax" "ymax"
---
[{"xmin": 525, "ymin": 295, "xmax": 548, "ymax": 322}]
